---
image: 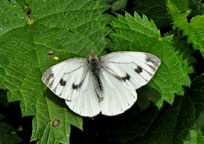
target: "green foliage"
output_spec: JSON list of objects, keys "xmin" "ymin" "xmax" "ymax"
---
[
  {"xmin": 0, "ymin": 0, "xmax": 204, "ymax": 143},
  {"xmin": 167, "ymin": 0, "xmax": 204, "ymax": 57},
  {"xmin": 189, "ymin": 0, "xmax": 204, "ymax": 16},
  {"xmin": 184, "ymin": 130, "xmax": 204, "ymax": 144},
  {"xmin": 0, "ymin": 0, "xmax": 111, "ymax": 143},
  {"xmin": 107, "ymin": 0, "xmax": 128, "ymax": 12},
  {"xmin": 0, "ymin": 114, "xmax": 22, "ymax": 144},
  {"xmin": 109, "ymin": 74, "xmax": 204, "ymax": 144},
  {"xmin": 132, "ymin": 0, "xmax": 171, "ymax": 28}
]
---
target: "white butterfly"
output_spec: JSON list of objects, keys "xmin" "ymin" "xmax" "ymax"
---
[{"xmin": 42, "ymin": 51, "xmax": 161, "ymax": 117}]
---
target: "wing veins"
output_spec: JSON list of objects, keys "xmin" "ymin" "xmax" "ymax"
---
[
  {"xmin": 102, "ymin": 60, "xmax": 156, "ymax": 74},
  {"xmin": 64, "ymin": 63, "xmax": 89, "ymax": 75},
  {"xmin": 72, "ymin": 66, "xmax": 90, "ymax": 90},
  {"xmin": 100, "ymin": 63, "xmax": 148, "ymax": 83},
  {"xmin": 100, "ymin": 65, "xmax": 129, "ymax": 81},
  {"xmin": 52, "ymin": 64, "xmax": 89, "ymax": 95}
]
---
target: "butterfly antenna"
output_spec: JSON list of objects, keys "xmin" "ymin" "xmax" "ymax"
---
[{"xmin": 92, "ymin": 26, "xmax": 115, "ymax": 54}]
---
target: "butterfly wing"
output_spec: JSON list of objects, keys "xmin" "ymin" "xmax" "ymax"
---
[
  {"xmin": 42, "ymin": 58, "xmax": 89, "ymax": 101},
  {"xmin": 65, "ymin": 70, "xmax": 100, "ymax": 117},
  {"xmin": 99, "ymin": 68, "xmax": 137, "ymax": 116},
  {"xmin": 42, "ymin": 58, "xmax": 100, "ymax": 117},
  {"xmin": 99, "ymin": 51, "xmax": 160, "ymax": 116}
]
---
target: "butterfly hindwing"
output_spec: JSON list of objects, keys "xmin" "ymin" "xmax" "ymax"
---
[
  {"xmin": 99, "ymin": 68, "xmax": 137, "ymax": 116},
  {"xmin": 66, "ymin": 70, "xmax": 100, "ymax": 117}
]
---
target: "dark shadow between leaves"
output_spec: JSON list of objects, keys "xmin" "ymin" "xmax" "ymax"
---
[
  {"xmin": 137, "ymin": 85, "xmax": 161, "ymax": 110},
  {"xmin": 71, "ymin": 86, "xmax": 162, "ymax": 144}
]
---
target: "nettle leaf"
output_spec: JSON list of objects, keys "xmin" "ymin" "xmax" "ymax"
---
[
  {"xmin": 184, "ymin": 130, "xmax": 204, "ymax": 144},
  {"xmin": 107, "ymin": 0, "xmax": 128, "ymax": 12},
  {"xmin": 189, "ymin": 0, "xmax": 204, "ymax": 16},
  {"xmin": 132, "ymin": 0, "xmax": 171, "ymax": 28},
  {"xmin": 110, "ymin": 12, "xmax": 192, "ymax": 107},
  {"xmin": 173, "ymin": 36, "xmax": 196, "ymax": 64},
  {"xmin": 183, "ymin": 16, "xmax": 204, "ymax": 57},
  {"xmin": 167, "ymin": 0, "xmax": 204, "ymax": 57},
  {"xmin": 109, "ymin": 73, "xmax": 204, "ymax": 144},
  {"xmin": 0, "ymin": 0, "xmax": 112, "ymax": 143},
  {"xmin": 0, "ymin": 120, "xmax": 22, "ymax": 144}
]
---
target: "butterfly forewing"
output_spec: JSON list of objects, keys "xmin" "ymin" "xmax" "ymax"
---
[
  {"xmin": 100, "ymin": 52, "xmax": 161, "ymax": 90},
  {"xmin": 41, "ymin": 58, "xmax": 89, "ymax": 101}
]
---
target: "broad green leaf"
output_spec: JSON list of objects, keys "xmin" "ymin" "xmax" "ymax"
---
[
  {"xmin": 132, "ymin": 0, "xmax": 171, "ymax": 28},
  {"xmin": 167, "ymin": 0, "xmax": 204, "ymax": 57},
  {"xmin": 110, "ymin": 12, "xmax": 192, "ymax": 107},
  {"xmin": 108, "ymin": 73, "xmax": 204, "ymax": 144},
  {"xmin": 184, "ymin": 130, "xmax": 204, "ymax": 144},
  {"xmin": 0, "ymin": 0, "xmax": 112, "ymax": 143}
]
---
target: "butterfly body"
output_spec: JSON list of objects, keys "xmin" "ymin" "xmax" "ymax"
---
[
  {"xmin": 89, "ymin": 55, "xmax": 103, "ymax": 101},
  {"xmin": 42, "ymin": 51, "xmax": 161, "ymax": 117}
]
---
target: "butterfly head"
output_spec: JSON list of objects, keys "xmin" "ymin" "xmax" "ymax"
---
[{"xmin": 89, "ymin": 50, "xmax": 98, "ymax": 61}]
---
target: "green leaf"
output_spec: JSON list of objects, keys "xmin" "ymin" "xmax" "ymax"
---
[
  {"xmin": 167, "ymin": 0, "xmax": 204, "ymax": 57},
  {"xmin": 0, "ymin": 0, "xmax": 112, "ymax": 143},
  {"xmin": 107, "ymin": 0, "xmax": 128, "ymax": 12},
  {"xmin": 132, "ymin": 0, "xmax": 171, "ymax": 28},
  {"xmin": 189, "ymin": 0, "xmax": 204, "ymax": 16},
  {"xmin": 166, "ymin": 0, "xmax": 190, "ymax": 28},
  {"xmin": 110, "ymin": 12, "xmax": 192, "ymax": 107},
  {"xmin": 108, "ymin": 73, "xmax": 204, "ymax": 144},
  {"xmin": 0, "ymin": 121, "xmax": 22, "ymax": 144},
  {"xmin": 173, "ymin": 36, "xmax": 196, "ymax": 64},
  {"xmin": 184, "ymin": 130, "xmax": 204, "ymax": 144},
  {"xmin": 183, "ymin": 16, "xmax": 204, "ymax": 57}
]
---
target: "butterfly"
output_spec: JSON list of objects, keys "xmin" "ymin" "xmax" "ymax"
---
[{"xmin": 42, "ymin": 51, "xmax": 161, "ymax": 117}]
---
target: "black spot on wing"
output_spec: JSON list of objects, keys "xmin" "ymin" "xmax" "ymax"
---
[
  {"xmin": 72, "ymin": 82, "xmax": 82, "ymax": 89},
  {"xmin": 135, "ymin": 66, "xmax": 142, "ymax": 74},
  {"xmin": 60, "ymin": 79, "xmax": 66, "ymax": 86},
  {"xmin": 116, "ymin": 73, "xmax": 130, "ymax": 81},
  {"xmin": 145, "ymin": 55, "xmax": 160, "ymax": 67},
  {"xmin": 122, "ymin": 73, "xmax": 130, "ymax": 81}
]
